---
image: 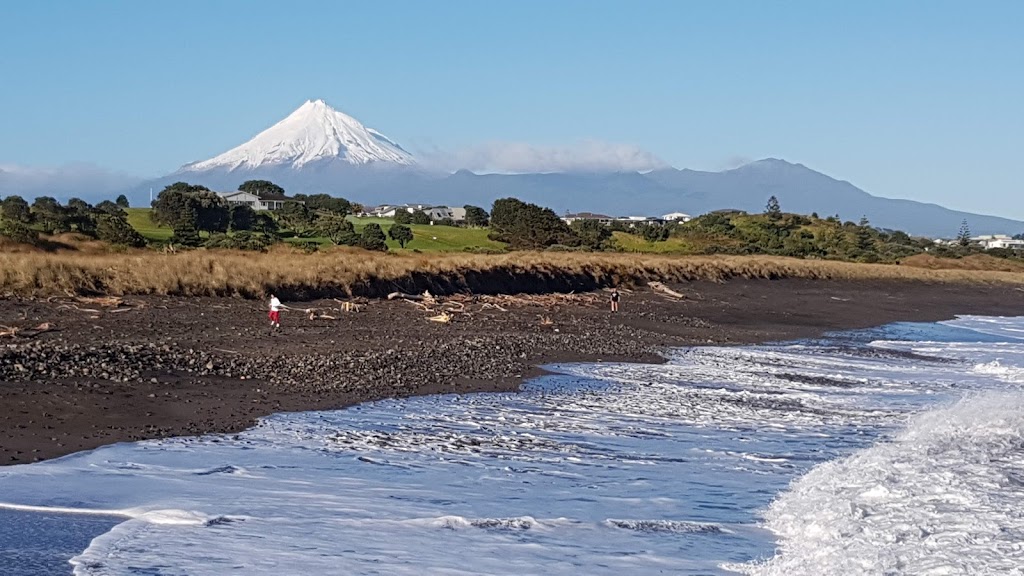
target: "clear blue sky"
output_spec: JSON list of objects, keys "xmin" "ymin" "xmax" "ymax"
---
[{"xmin": 1, "ymin": 0, "xmax": 1021, "ymax": 218}]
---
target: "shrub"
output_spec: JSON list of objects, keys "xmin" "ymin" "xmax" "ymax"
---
[
  {"xmin": 359, "ymin": 223, "xmax": 388, "ymax": 251},
  {"xmin": 0, "ymin": 219, "xmax": 39, "ymax": 245},
  {"xmin": 96, "ymin": 215, "xmax": 147, "ymax": 248},
  {"xmin": 170, "ymin": 220, "xmax": 202, "ymax": 247},
  {"xmin": 316, "ymin": 214, "xmax": 358, "ymax": 245},
  {"xmin": 410, "ymin": 210, "xmax": 431, "ymax": 225},
  {"xmin": 204, "ymin": 231, "xmax": 277, "ymax": 252},
  {"xmin": 388, "ymin": 223, "xmax": 414, "ymax": 248}
]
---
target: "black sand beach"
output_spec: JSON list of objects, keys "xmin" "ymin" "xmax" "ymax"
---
[{"xmin": 2, "ymin": 278, "xmax": 1022, "ymax": 464}]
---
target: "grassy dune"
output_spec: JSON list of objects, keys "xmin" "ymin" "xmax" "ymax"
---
[{"xmin": 1, "ymin": 248, "xmax": 1022, "ymax": 299}]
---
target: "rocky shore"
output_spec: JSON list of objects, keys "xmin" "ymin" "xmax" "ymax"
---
[{"xmin": 2, "ymin": 278, "xmax": 1023, "ymax": 464}]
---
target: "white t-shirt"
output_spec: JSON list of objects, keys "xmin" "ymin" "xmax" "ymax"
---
[{"xmin": 269, "ymin": 297, "xmax": 282, "ymax": 312}]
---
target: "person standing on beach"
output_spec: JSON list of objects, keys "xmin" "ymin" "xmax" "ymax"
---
[
  {"xmin": 268, "ymin": 293, "xmax": 282, "ymax": 329},
  {"xmin": 610, "ymin": 289, "xmax": 620, "ymax": 312}
]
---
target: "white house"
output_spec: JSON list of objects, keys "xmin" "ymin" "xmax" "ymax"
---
[
  {"xmin": 217, "ymin": 190, "xmax": 302, "ymax": 211},
  {"xmin": 661, "ymin": 212, "xmax": 692, "ymax": 222},
  {"xmin": 619, "ymin": 216, "xmax": 665, "ymax": 226},
  {"xmin": 368, "ymin": 204, "xmax": 429, "ymax": 218},
  {"xmin": 561, "ymin": 212, "xmax": 614, "ymax": 225},
  {"xmin": 972, "ymin": 235, "xmax": 1024, "ymax": 250}
]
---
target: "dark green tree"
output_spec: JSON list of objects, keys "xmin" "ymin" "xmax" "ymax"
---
[
  {"xmin": 957, "ymin": 219, "xmax": 972, "ymax": 246},
  {"xmin": 277, "ymin": 202, "xmax": 314, "ymax": 235},
  {"xmin": 765, "ymin": 196, "xmax": 782, "ymax": 220},
  {"xmin": 316, "ymin": 214, "xmax": 358, "ymax": 245},
  {"xmin": 489, "ymin": 198, "xmax": 576, "ymax": 249},
  {"xmin": 1, "ymin": 195, "xmax": 32, "ymax": 224},
  {"xmin": 252, "ymin": 213, "xmax": 280, "ymax": 236},
  {"xmin": 192, "ymin": 191, "xmax": 230, "ymax": 233},
  {"xmin": 393, "ymin": 209, "xmax": 412, "ymax": 225},
  {"xmin": 854, "ymin": 217, "xmax": 876, "ymax": 255},
  {"xmin": 359, "ymin": 223, "xmax": 388, "ymax": 251},
  {"xmin": 570, "ymin": 219, "xmax": 612, "ymax": 250},
  {"xmin": 411, "ymin": 210, "xmax": 431, "ymax": 225},
  {"xmin": 152, "ymin": 183, "xmax": 210, "ymax": 230},
  {"xmin": 293, "ymin": 193, "xmax": 352, "ymax": 215},
  {"xmin": 238, "ymin": 180, "xmax": 286, "ymax": 197},
  {"xmin": 95, "ymin": 200, "xmax": 125, "ymax": 216},
  {"xmin": 170, "ymin": 212, "xmax": 202, "ymax": 247},
  {"xmin": 388, "ymin": 223, "xmax": 414, "ymax": 248},
  {"xmin": 96, "ymin": 214, "xmax": 146, "ymax": 247},
  {"xmin": 152, "ymin": 183, "xmax": 229, "ymax": 233},
  {"xmin": 31, "ymin": 196, "xmax": 71, "ymax": 233},
  {"xmin": 229, "ymin": 205, "xmax": 256, "ymax": 232},
  {"xmin": 464, "ymin": 205, "xmax": 489, "ymax": 227},
  {"xmin": 65, "ymin": 198, "xmax": 98, "ymax": 235},
  {"xmin": 115, "ymin": 194, "xmax": 130, "ymax": 208}
]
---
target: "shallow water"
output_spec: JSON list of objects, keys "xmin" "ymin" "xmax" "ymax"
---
[{"xmin": 1, "ymin": 315, "xmax": 1023, "ymax": 575}]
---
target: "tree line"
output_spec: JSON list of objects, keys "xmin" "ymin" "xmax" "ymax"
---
[
  {"xmin": 4, "ymin": 181, "xmax": 1020, "ymax": 264},
  {"xmin": 0, "ymin": 193, "xmax": 144, "ymax": 247}
]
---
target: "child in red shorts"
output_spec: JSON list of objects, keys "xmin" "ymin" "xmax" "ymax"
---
[{"xmin": 268, "ymin": 293, "xmax": 282, "ymax": 329}]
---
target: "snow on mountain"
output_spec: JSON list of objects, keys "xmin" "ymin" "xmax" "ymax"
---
[{"xmin": 181, "ymin": 99, "xmax": 414, "ymax": 172}]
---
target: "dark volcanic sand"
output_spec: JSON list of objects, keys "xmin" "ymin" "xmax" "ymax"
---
[{"xmin": 2, "ymin": 278, "xmax": 1022, "ymax": 465}]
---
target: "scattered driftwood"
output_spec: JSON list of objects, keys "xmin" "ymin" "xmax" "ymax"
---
[
  {"xmin": 539, "ymin": 316, "xmax": 554, "ymax": 326},
  {"xmin": 388, "ymin": 291, "xmax": 424, "ymax": 301},
  {"xmin": 332, "ymin": 298, "xmax": 364, "ymax": 312},
  {"xmin": 449, "ymin": 292, "xmax": 602, "ymax": 309},
  {"xmin": 648, "ymin": 282, "xmax": 685, "ymax": 300},
  {"xmin": 428, "ymin": 312, "xmax": 452, "ymax": 324},
  {"xmin": 387, "ymin": 290, "xmax": 437, "ymax": 304},
  {"xmin": 0, "ymin": 323, "xmax": 54, "ymax": 338},
  {"xmin": 76, "ymin": 296, "xmax": 124, "ymax": 308}
]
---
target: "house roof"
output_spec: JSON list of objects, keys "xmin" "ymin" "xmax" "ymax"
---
[
  {"xmin": 254, "ymin": 192, "xmax": 292, "ymax": 201},
  {"xmin": 219, "ymin": 190, "xmax": 293, "ymax": 202}
]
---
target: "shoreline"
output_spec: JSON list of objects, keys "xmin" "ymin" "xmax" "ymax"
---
[{"xmin": 2, "ymin": 278, "xmax": 1023, "ymax": 465}]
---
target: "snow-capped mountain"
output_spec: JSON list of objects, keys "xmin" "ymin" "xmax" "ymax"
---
[{"xmin": 180, "ymin": 99, "xmax": 414, "ymax": 172}]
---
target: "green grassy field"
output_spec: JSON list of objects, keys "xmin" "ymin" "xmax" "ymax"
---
[
  {"xmin": 125, "ymin": 209, "xmax": 505, "ymax": 252},
  {"xmin": 291, "ymin": 217, "xmax": 506, "ymax": 252},
  {"xmin": 125, "ymin": 208, "xmax": 173, "ymax": 241}
]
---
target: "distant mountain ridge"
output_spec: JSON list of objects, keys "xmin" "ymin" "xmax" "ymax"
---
[{"xmin": 127, "ymin": 101, "xmax": 1023, "ymax": 238}]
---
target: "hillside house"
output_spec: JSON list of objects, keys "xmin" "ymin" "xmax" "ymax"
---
[
  {"xmin": 367, "ymin": 204, "xmax": 429, "ymax": 218},
  {"xmin": 661, "ymin": 212, "xmax": 692, "ymax": 222},
  {"xmin": 561, "ymin": 212, "xmax": 614, "ymax": 225},
  {"xmin": 217, "ymin": 190, "xmax": 302, "ymax": 211},
  {"xmin": 971, "ymin": 235, "xmax": 1024, "ymax": 250}
]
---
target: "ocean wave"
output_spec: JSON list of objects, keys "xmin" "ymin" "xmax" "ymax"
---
[{"xmin": 732, "ymin": 392, "xmax": 1024, "ymax": 575}]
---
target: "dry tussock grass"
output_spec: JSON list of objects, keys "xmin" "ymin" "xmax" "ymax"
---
[
  {"xmin": 901, "ymin": 253, "xmax": 1024, "ymax": 273},
  {"xmin": 1, "ymin": 246, "xmax": 1022, "ymax": 298}
]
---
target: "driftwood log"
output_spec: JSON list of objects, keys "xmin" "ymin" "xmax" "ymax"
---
[{"xmin": 648, "ymin": 282, "xmax": 685, "ymax": 299}]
